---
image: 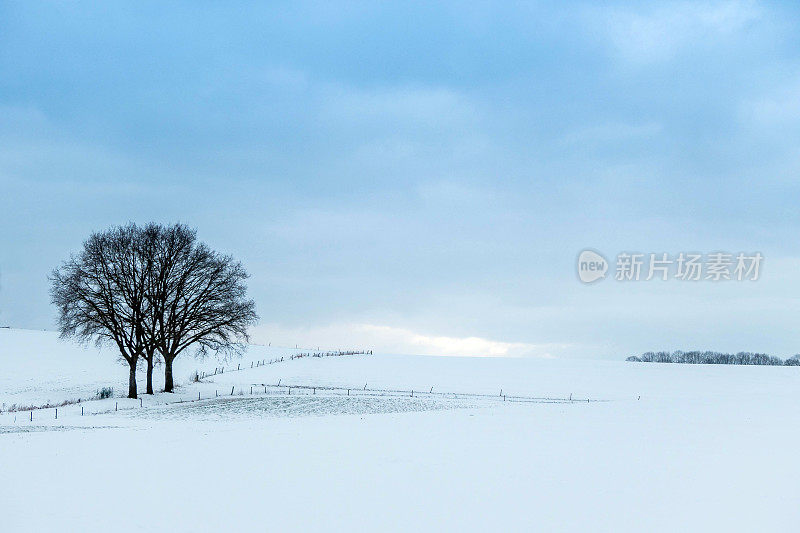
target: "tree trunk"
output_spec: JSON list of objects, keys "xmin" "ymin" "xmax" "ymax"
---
[
  {"xmin": 164, "ymin": 357, "xmax": 174, "ymax": 393},
  {"xmin": 146, "ymin": 357, "xmax": 154, "ymax": 395},
  {"xmin": 128, "ymin": 363, "xmax": 138, "ymax": 399}
]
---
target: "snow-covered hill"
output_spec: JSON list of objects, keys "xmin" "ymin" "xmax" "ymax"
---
[
  {"xmin": 2, "ymin": 327, "xmax": 800, "ymax": 532},
  {"xmin": 4, "ymin": 327, "xmax": 798, "ymax": 409},
  {"xmin": 0, "ymin": 328, "xmax": 313, "ymax": 409}
]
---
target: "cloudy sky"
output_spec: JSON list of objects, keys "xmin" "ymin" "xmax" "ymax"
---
[{"xmin": 1, "ymin": 1, "xmax": 799, "ymax": 358}]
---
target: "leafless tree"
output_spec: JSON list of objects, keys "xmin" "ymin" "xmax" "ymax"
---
[
  {"xmin": 145, "ymin": 224, "xmax": 258, "ymax": 392},
  {"xmin": 50, "ymin": 224, "xmax": 152, "ymax": 398},
  {"xmin": 630, "ymin": 350, "xmax": 786, "ymax": 366},
  {"xmin": 51, "ymin": 222, "xmax": 257, "ymax": 396},
  {"xmin": 138, "ymin": 224, "xmax": 161, "ymax": 395}
]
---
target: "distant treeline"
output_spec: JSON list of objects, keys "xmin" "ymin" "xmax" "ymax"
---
[{"xmin": 627, "ymin": 351, "xmax": 800, "ymax": 366}]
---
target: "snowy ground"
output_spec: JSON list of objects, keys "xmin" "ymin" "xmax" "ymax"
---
[
  {"xmin": 0, "ymin": 328, "xmax": 312, "ymax": 410},
  {"xmin": 2, "ymin": 329, "xmax": 800, "ymax": 531}
]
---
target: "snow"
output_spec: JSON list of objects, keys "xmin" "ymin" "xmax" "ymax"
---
[
  {"xmin": 0, "ymin": 328, "xmax": 307, "ymax": 409},
  {"xmin": 2, "ymin": 328, "xmax": 800, "ymax": 531}
]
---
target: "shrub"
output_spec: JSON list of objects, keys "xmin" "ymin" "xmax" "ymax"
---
[{"xmin": 96, "ymin": 387, "xmax": 114, "ymax": 399}]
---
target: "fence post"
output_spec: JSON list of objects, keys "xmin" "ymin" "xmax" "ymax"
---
[
  {"xmin": 30, "ymin": 411, "xmax": 33, "ymax": 421},
  {"xmin": 198, "ymin": 392, "xmax": 201, "ymax": 401},
  {"xmin": 231, "ymin": 386, "xmax": 234, "ymax": 396},
  {"xmin": 115, "ymin": 402, "xmax": 118, "ymax": 411},
  {"xmin": 81, "ymin": 406, "xmax": 84, "ymax": 416},
  {"xmin": 55, "ymin": 408, "xmax": 57, "ymax": 419}
]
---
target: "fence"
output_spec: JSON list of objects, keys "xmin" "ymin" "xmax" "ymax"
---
[
  {"xmin": 196, "ymin": 349, "xmax": 372, "ymax": 380},
  {"xmin": 8, "ymin": 381, "xmax": 598, "ymax": 423},
  {"xmin": 3, "ymin": 350, "xmax": 602, "ymax": 423},
  {"xmin": 2, "ymin": 349, "xmax": 371, "ymax": 415}
]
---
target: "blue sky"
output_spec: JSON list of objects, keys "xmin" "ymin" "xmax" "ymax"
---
[{"xmin": 1, "ymin": 1, "xmax": 799, "ymax": 358}]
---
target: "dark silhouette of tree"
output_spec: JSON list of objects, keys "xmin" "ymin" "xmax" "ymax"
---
[
  {"xmin": 51, "ymin": 222, "xmax": 258, "ymax": 396},
  {"xmin": 145, "ymin": 224, "xmax": 258, "ymax": 392},
  {"xmin": 785, "ymin": 355, "xmax": 800, "ymax": 366},
  {"xmin": 627, "ymin": 350, "xmax": 789, "ymax": 366},
  {"xmin": 50, "ymin": 224, "xmax": 152, "ymax": 398},
  {"xmin": 138, "ymin": 224, "xmax": 161, "ymax": 395}
]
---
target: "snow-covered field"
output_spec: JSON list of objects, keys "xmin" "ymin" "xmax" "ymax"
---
[{"xmin": 2, "ymin": 328, "xmax": 799, "ymax": 532}]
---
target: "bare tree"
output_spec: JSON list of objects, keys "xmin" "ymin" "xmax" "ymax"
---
[
  {"xmin": 629, "ymin": 349, "xmax": 787, "ymax": 366},
  {"xmin": 138, "ymin": 224, "xmax": 162, "ymax": 395},
  {"xmin": 50, "ymin": 224, "xmax": 152, "ymax": 399},
  {"xmin": 51, "ymin": 222, "xmax": 257, "ymax": 396},
  {"xmin": 146, "ymin": 224, "xmax": 258, "ymax": 392}
]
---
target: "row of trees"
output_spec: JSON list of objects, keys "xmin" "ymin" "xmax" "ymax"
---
[
  {"xmin": 50, "ymin": 223, "xmax": 258, "ymax": 398},
  {"xmin": 626, "ymin": 351, "xmax": 799, "ymax": 366}
]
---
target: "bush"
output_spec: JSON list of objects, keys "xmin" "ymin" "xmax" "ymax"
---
[{"xmin": 96, "ymin": 387, "xmax": 114, "ymax": 399}]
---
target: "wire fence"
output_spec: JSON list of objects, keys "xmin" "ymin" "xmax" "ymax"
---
[
  {"xmin": 197, "ymin": 349, "xmax": 372, "ymax": 380},
  {"xmin": 3, "ymin": 350, "xmax": 603, "ymax": 423},
  {"xmin": 8, "ymin": 381, "xmax": 599, "ymax": 423},
  {"xmin": 249, "ymin": 383, "xmax": 597, "ymax": 405},
  {"xmin": 2, "ymin": 349, "xmax": 371, "ymax": 415}
]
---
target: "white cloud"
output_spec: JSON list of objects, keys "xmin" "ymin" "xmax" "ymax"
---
[
  {"xmin": 592, "ymin": 1, "xmax": 761, "ymax": 63},
  {"xmin": 309, "ymin": 83, "xmax": 492, "ymax": 182},
  {"xmin": 250, "ymin": 322, "xmax": 565, "ymax": 358}
]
